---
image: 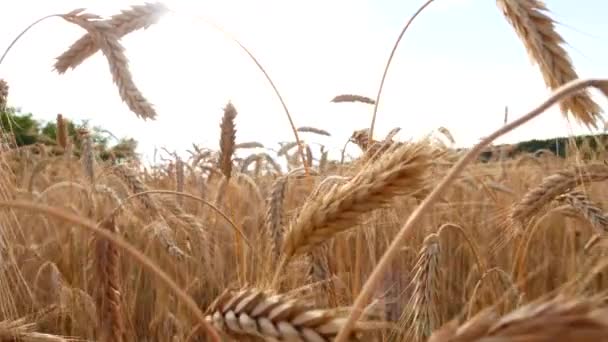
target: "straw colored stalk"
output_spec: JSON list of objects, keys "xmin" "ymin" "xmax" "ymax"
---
[
  {"xmin": 497, "ymin": 0, "xmax": 604, "ymax": 128},
  {"xmin": 94, "ymin": 216, "xmax": 125, "ymax": 342}
]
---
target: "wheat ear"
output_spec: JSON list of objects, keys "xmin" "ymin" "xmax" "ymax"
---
[
  {"xmin": 331, "ymin": 94, "xmax": 375, "ymax": 105},
  {"xmin": 297, "ymin": 126, "xmax": 332, "ymax": 136},
  {"xmin": 497, "ymin": 0, "xmax": 604, "ymax": 128},
  {"xmin": 429, "ymin": 296, "xmax": 608, "ymax": 342},
  {"xmin": 54, "ymin": 2, "xmax": 169, "ymax": 73},
  {"xmin": 264, "ymin": 175, "xmax": 289, "ymax": 262},
  {"xmin": 406, "ymin": 233, "xmax": 442, "ymax": 340},
  {"xmin": 218, "ymin": 102, "xmax": 237, "ymax": 180},
  {"xmin": 205, "ymin": 287, "xmax": 386, "ymax": 341},
  {"xmin": 276, "ymin": 140, "xmax": 434, "ymax": 285},
  {"xmin": 61, "ymin": 11, "xmax": 156, "ymax": 120},
  {"xmin": 510, "ymin": 163, "xmax": 608, "ymax": 224},
  {"xmin": 55, "ymin": 114, "xmax": 69, "ymax": 150},
  {"xmin": 556, "ymin": 190, "xmax": 608, "ymax": 233}
]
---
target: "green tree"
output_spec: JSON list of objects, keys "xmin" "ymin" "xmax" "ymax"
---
[{"xmin": 0, "ymin": 107, "xmax": 40, "ymax": 146}]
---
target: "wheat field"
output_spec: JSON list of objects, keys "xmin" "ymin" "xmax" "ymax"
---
[{"xmin": 1, "ymin": 1, "xmax": 608, "ymax": 341}]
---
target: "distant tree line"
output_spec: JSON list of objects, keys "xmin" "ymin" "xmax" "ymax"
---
[
  {"xmin": 475, "ymin": 133, "xmax": 608, "ymax": 161},
  {"xmin": 0, "ymin": 106, "xmax": 138, "ymax": 162}
]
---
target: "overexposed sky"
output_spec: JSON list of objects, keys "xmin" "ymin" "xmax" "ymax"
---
[{"xmin": 1, "ymin": 0, "xmax": 608, "ymax": 163}]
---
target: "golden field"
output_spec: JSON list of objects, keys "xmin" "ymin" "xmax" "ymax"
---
[{"xmin": 1, "ymin": 1, "xmax": 608, "ymax": 341}]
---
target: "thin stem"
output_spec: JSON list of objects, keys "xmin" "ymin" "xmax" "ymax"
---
[
  {"xmin": 0, "ymin": 200, "xmax": 221, "ymax": 342},
  {"xmin": 335, "ymin": 78, "xmax": 608, "ymax": 342},
  {"xmin": 180, "ymin": 11, "xmax": 309, "ymax": 175},
  {"xmin": 0, "ymin": 14, "xmax": 60, "ymax": 66},
  {"xmin": 368, "ymin": 0, "xmax": 436, "ymax": 144}
]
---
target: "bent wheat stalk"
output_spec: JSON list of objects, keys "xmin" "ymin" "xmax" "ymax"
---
[
  {"xmin": 334, "ymin": 78, "xmax": 608, "ymax": 342},
  {"xmin": 368, "ymin": 0, "xmax": 436, "ymax": 144}
]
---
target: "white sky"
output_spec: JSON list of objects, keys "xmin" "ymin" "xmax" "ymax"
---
[{"xmin": 1, "ymin": 0, "xmax": 608, "ymax": 164}]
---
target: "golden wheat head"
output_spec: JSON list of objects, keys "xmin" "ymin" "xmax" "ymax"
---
[{"xmin": 497, "ymin": 0, "xmax": 604, "ymax": 128}]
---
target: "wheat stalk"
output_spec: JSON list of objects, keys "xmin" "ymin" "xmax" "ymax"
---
[
  {"xmin": 205, "ymin": 287, "xmax": 386, "ymax": 341},
  {"xmin": 497, "ymin": 0, "xmax": 604, "ymax": 128},
  {"xmin": 54, "ymin": 2, "xmax": 169, "ymax": 73},
  {"xmin": 218, "ymin": 102, "xmax": 237, "ymax": 180},
  {"xmin": 60, "ymin": 11, "xmax": 157, "ymax": 120},
  {"xmin": 94, "ymin": 216, "xmax": 124, "ymax": 342}
]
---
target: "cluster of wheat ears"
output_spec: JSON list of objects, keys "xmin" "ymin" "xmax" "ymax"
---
[{"xmin": 1, "ymin": 0, "xmax": 608, "ymax": 341}]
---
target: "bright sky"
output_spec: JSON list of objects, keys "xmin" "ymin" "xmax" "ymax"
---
[{"xmin": 1, "ymin": 0, "xmax": 608, "ymax": 164}]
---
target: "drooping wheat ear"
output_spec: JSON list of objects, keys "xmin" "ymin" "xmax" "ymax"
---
[
  {"xmin": 331, "ymin": 94, "xmax": 375, "ymax": 105},
  {"xmin": 94, "ymin": 216, "xmax": 124, "ymax": 342},
  {"xmin": 497, "ymin": 0, "xmax": 604, "ymax": 128},
  {"xmin": 55, "ymin": 114, "xmax": 69, "ymax": 150},
  {"xmin": 264, "ymin": 175, "xmax": 289, "ymax": 262},
  {"xmin": 280, "ymin": 140, "xmax": 434, "ymax": 263},
  {"xmin": 218, "ymin": 102, "xmax": 237, "ymax": 180},
  {"xmin": 556, "ymin": 190, "xmax": 608, "ymax": 233},
  {"xmin": 297, "ymin": 126, "xmax": 331, "ymax": 136},
  {"xmin": 60, "ymin": 11, "xmax": 157, "ymax": 120},
  {"xmin": 437, "ymin": 127, "xmax": 455, "ymax": 144},
  {"xmin": 205, "ymin": 287, "xmax": 386, "ymax": 341},
  {"xmin": 54, "ymin": 2, "xmax": 169, "ymax": 73},
  {"xmin": 405, "ymin": 233, "xmax": 441, "ymax": 341},
  {"xmin": 0, "ymin": 78, "xmax": 8, "ymax": 110},
  {"xmin": 428, "ymin": 296, "xmax": 608, "ymax": 342},
  {"xmin": 510, "ymin": 163, "xmax": 608, "ymax": 224},
  {"xmin": 80, "ymin": 129, "xmax": 95, "ymax": 183},
  {"xmin": 235, "ymin": 141, "xmax": 264, "ymax": 149},
  {"xmin": 175, "ymin": 157, "xmax": 184, "ymax": 205},
  {"xmin": 112, "ymin": 164, "xmax": 159, "ymax": 212}
]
